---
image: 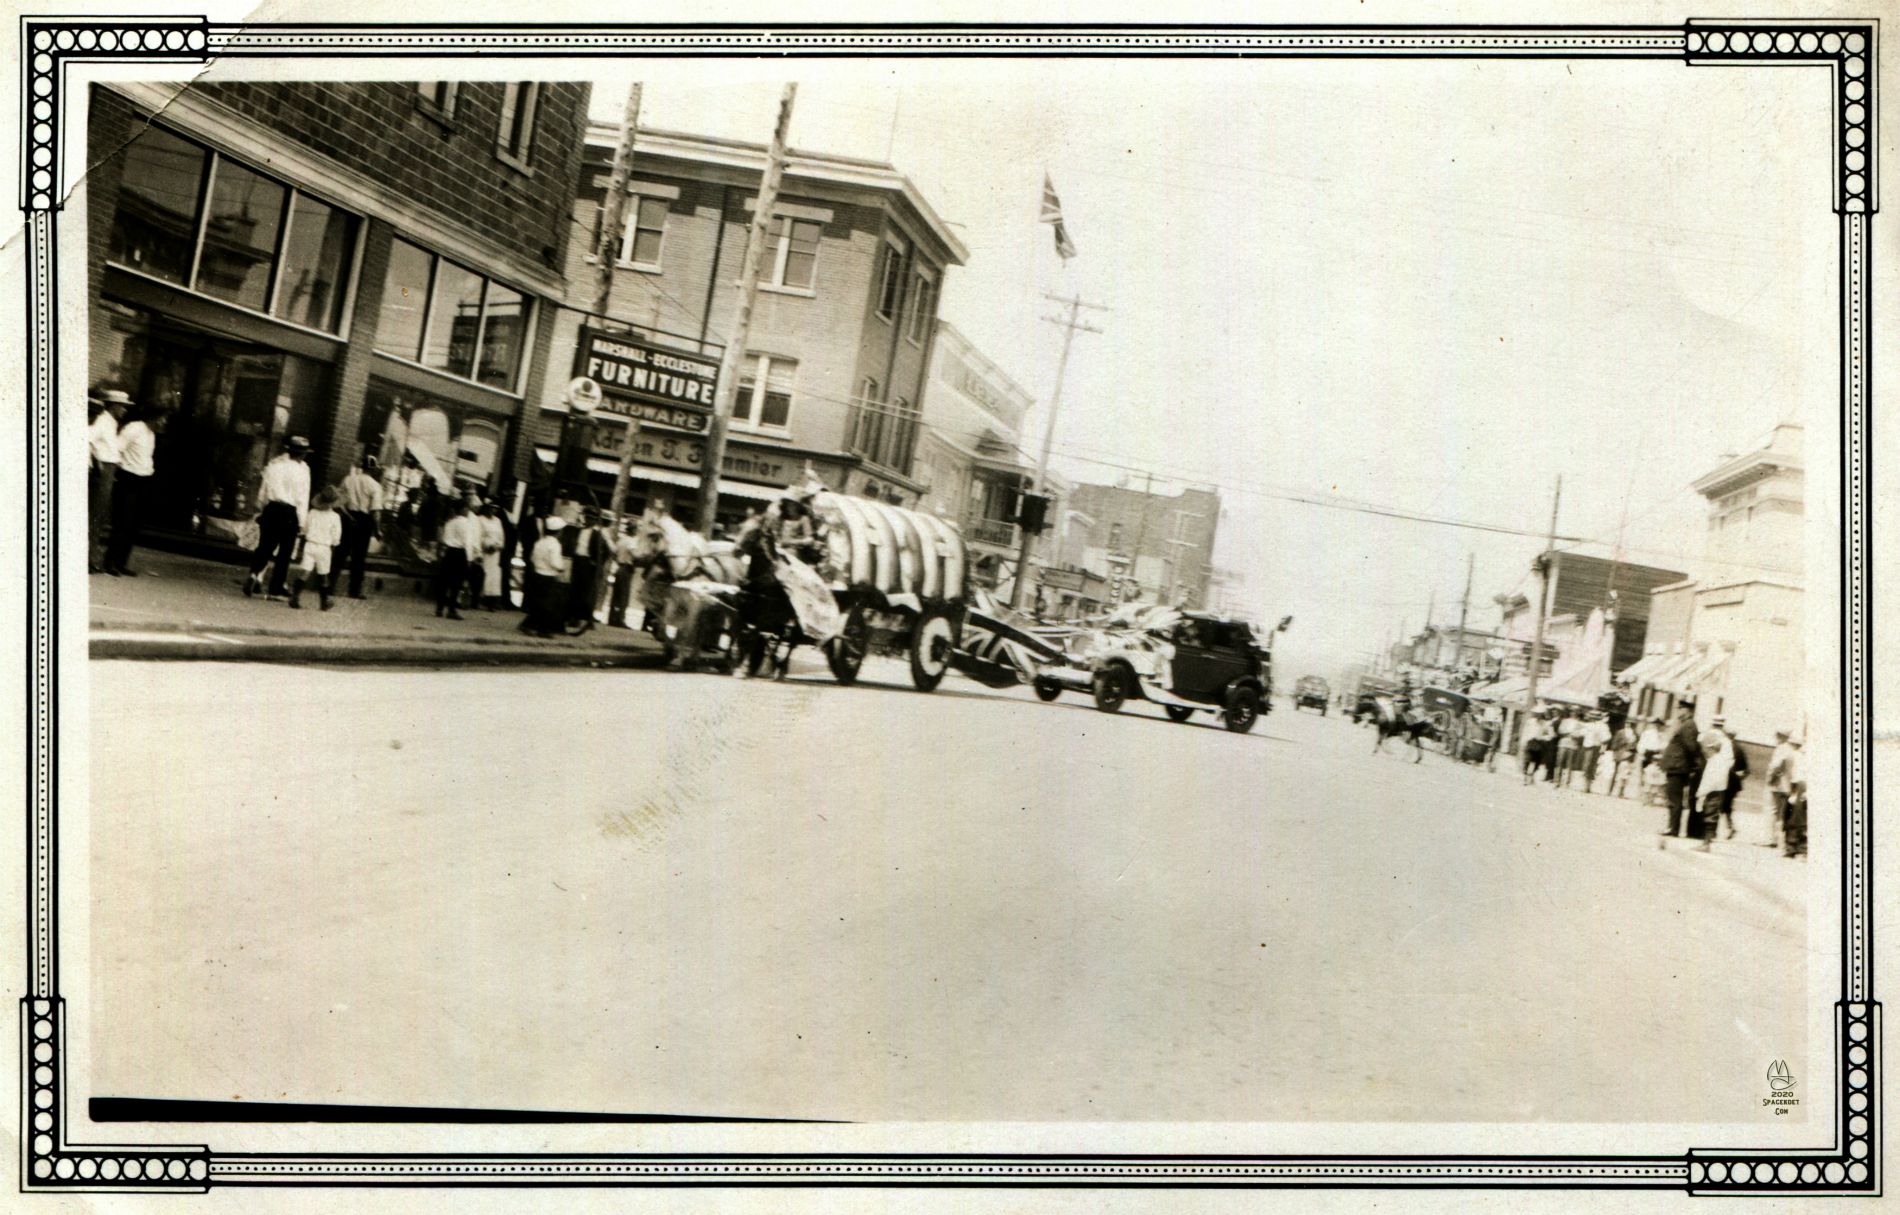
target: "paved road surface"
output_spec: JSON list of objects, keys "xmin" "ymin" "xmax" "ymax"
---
[{"xmin": 89, "ymin": 659, "xmax": 1805, "ymax": 1123}]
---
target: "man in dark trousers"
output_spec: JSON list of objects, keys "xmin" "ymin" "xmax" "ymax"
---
[
  {"xmin": 1658, "ymin": 702, "xmax": 1704, "ymax": 841},
  {"xmin": 245, "ymin": 435, "xmax": 311, "ymax": 599},
  {"xmin": 331, "ymin": 454, "xmax": 382, "ymax": 600},
  {"xmin": 566, "ymin": 509, "xmax": 606, "ymax": 634}
]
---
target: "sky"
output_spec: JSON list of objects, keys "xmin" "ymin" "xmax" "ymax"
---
[{"xmin": 581, "ymin": 55, "xmax": 1834, "ymax": 677}]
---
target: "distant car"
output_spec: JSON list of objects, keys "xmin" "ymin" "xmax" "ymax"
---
[
  {"xmin": 1294, "ymin": 676, "xmax": 1330, "ymax": 714},
  {"xmin": 1042, "ymin": 611, "xmax": 1271, "ymax": 734}
]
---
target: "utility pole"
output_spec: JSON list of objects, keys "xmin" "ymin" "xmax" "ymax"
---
[
  {"xmin": 1525, "ymin": 475, "xmax": 1563, "ymax": 711},
  {"xmin": 1454, "ymin": 550, "xmax": 1474, "ymax": 669},
  {"xmin": 1009, "ymin": 291, "xmax": 1106, "ymax": 611},
  {"xmin": 595, "ymin": 82, "xmax": 644, "ymax": 524},
  {"xmin": 695, "ymin": 83, "xmax": 796, "ymax": 534}
]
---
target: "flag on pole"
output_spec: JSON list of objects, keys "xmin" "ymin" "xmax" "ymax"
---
[{"xmin": 1040, "ymin": 173, "xmax": 1077, "ymax": 261}]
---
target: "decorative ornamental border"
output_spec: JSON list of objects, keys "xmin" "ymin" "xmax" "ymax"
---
[{"xmin": 16, "ymin": 18, "xmax": 1880, "ymax": 1195}]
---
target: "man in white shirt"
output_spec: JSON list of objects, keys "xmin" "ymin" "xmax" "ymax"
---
[
  {"xmin": 332, "ymin": 454, "xmax": 384, "ymax": 600},
  {"xmin": 245, "ymin": 435, "xmax": 312, "ymax": 599},
  {"xmin": 103, "ymin": 403, "xmax": 162, "ymax": 577},
  {"xmin": 87, "ymin": 390, "xmax": 130, "ymax": 573},
  {"xmin": 435, "ymin": 494, "xmax": 479, "ymax": 620},
  {"xmin": 520, "ymin": 515, "xmax": 569, "ymax": 637}
]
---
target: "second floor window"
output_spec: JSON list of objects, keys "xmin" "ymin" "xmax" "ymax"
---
[
  {"xmin": 768, "ymin": 216, "xmax": 821, "ymax": 291},
  {"xmin": 733, "ymin": 355, "xmax": 796, "ymax": 431},
  {"xmin": 875, "ymin": 240, "xmax": 905, "ymax": 321},
  {"xmin": 906, "ymin": 267, "xmax": 938, "ymax": 343},
  {"xmin": 497, "ymin": 82, "xmax": 540, "ymax": 167},
  {"xmin": 617, "ymin": 196, "xmax": 668, "ymax": 269}
]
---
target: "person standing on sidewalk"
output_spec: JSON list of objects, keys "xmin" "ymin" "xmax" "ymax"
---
[
  {"xmin": 1578, "ymin": 712, "xmax": 1611, "ymax": 793},
  {"xmin": 288, "ymin": 487, "xmax": 343, "ymax": 611},
  {"xmin": 332, "ymin": 454, "xmax": 382, "ymax": 600},
  {"xmin": 1765, "ymin": 729, "xmax": 1796, "ymax": 850},
  {"xmin": 87, "ymin": 390, "xmax": 130, "ymax": 573},
  {"xmin": 607, "ymin": 516, "xmax": 642, "ymax": 628},
  {"xmin": 103, "ymin": 405, "xmax": 163, "ymax": 577},
  {"xmin": 246, "ymin": 436, "xmax": 311, "ymax": 599},
  {"xmin": 566, "ymin": 510, "xmax": 606, "ymax": 634},
  {"xmin": 435, "ymin": 495, "xmax": 479, "ymax": 620},
  {"xmin": 1714, "ymin": 716, "xmax": 1748, "ymax": 840},
  {"xmin": 1553, "ymin": 711, "xmax": 1581, "ymax": 789},
  {"xmin": 1658, "ymin": 703, "xmax": 1703, "ymax": 840},
  {"xmin": 1693, "ymin": 725, "xmax": 1734, "ymax": 853},
  {"xmin": 1782, "ymin": 737, "xmax": 1807, "ymax": 859},
  {"xmin": 522, "ymin": 515, "xmax": 569, "ymax": 638},
  {"xmin": 1608, "ymin": 719, "xmax": 1639, "ymax": 798},
  {"xmin": 476, "ymin": 502, "xmax": 508, "ymax": 609}
]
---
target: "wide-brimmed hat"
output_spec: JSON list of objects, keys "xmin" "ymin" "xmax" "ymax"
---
[
  {"xmin": 543, "ymin": 516, "xmax": 567, "ymax": 532},
  {"xmin": 97, "ymin": 389, "xmax": 134, "ymax": 406},
  {"xmin": 286, "ymin": 435, "xmax": 311, "ymax": 453}
]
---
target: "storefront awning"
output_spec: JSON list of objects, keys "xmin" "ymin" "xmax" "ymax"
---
[
  {"xmin": 1642, "ymin": 651, "xmax": 1701, "ymax": 695},
  {"xmin": 533, "ymin": 446, "xmax": 783, "ymax": 504},
  {"xmin": 1680, "ymin": 645, "xmax": 1732, "ymax": 689},
  {"xmin": 1615, "ymin": 653, "xmax": 1669, "ymax": 685}
]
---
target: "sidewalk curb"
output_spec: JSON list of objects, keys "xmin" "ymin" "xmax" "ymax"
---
[{"xmin": 89, "ymin": 636, "xmax": 675, "ymax": 670}]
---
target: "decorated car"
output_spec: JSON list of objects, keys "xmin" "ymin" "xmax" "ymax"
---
[{"xmin": 1032, "ymin": 607, "xmax": 1284, "ymax": 734}]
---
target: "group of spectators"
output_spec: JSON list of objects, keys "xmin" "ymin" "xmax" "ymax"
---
[
  {"xmin": 85, "ymin": 389, "xmax": 164, "ymax": 577},
  {"xmin": 1509, "ymin": 701, "xmax": 1807, "ymax": 857}
]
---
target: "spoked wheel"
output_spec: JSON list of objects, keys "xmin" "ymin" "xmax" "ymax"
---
[
  {"xmin": 908, "ymin": 607, "xmax": 956, "ymax": 692},
  {"xmin": 1093, "ymin": 665, "xmax": 1129, "ymax": 713},
  {"xmin": 1164, "ymin": 704, "xmax": 1196, "ymax": 723},
  {"xmin": 1224, "ymin": 685, "xmax": 1261, "ymax": 734},
  {"xmin": 825, "ymin": 606, "xmax": 868, "ymax": 684}
]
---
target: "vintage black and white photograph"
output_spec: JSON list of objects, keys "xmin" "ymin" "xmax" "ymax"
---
[{"xmin": 7, "ymin": 0, "xmax": 1890, "ymax": 1202}]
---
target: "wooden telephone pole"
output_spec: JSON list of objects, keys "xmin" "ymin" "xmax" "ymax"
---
[
  {"xmin": 1526, "ymin": 476, "xmax": 1563, "ymax": 710},
  {"xmin": 1008, "ymin": 291, "xmax": 1105, "ymax": 611},
  {"xmin": 695, "ymin": 84, "xmax": 797, "ymax": 534},
  {"xmin": 595, "ymin": 83, "xmax": 644, "ymax": 523},
  {"xmin": 1454, "ymin": 551, "xmax": 1475, "ymax": 669}
]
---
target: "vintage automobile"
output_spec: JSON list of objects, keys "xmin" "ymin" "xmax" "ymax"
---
[
  {"xmin": 1294, "ymin": 675, "xmax": 1331, "ymax": 714},
  {"xmin": 1033, "ymin": 608, "xmax": 1277, "ymax": 734}
]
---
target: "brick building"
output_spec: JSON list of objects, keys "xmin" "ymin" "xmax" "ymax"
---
[
  {"xmin": 533, "ymin": 122, "xmax": 967, "ymax": 527},
  {"xmin": 1491, "ymin": 551, "xmax": 1686, "ymax": 677},
  {"xmin": 1061, "ymin": 483, "xmax": 1221, "ymax": 610},
  {"xmin": 86, "ymin": 80, "xmax": 589, "ymax": 559}
]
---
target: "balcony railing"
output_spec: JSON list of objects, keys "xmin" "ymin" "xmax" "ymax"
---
[{"xmin": 964, "ymin": 513, "xmax": 1018, "ymax": 548}]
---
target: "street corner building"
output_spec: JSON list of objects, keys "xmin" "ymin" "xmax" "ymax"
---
[
  {"xmin": 535, "ymin": 120, "xmax": 968, "ymax": 528},
  {"xmin": 85, "ymin": 79, "xmax": 591, "ymax": 563}
]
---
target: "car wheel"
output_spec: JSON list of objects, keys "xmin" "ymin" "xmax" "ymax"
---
[
  {"xmin": 908, "ymin": 606, "xmax": 955, "ymax": 692},
  {"xmin": 1093, "ymin": 665, "xmax": 1129, "ymax": 713},
  {"xmin": 1033, "ymin": 677, "xmax": 1062, "ymax": 703},
  {"xmin": 1224, "ymin": 685, "xmax": 1261, "ymax": 734},
  {"xmin": 1164, "ymin": 704, "xmax": 1196, "ymax": 723},
  {"xmin": 826, "ymin": 606, "xmax": 867, "ymax": 684}
]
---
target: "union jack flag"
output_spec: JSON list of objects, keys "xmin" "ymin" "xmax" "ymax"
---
[{"xmin": 1040, "ymin": 173, "xmax": 1077, "ymax": 261}]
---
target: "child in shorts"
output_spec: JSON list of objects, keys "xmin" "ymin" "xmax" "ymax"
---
[{"xmin": 289, "ymin": 486, "xmax": 343, "ymax": 611}]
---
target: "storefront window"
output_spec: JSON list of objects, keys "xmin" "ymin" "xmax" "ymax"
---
[
  {"xmin": 422, "ymin": 260, "xmax": 484, "ymax": 378},
  {"xmin": 476, "ymin": 282, "xmax": 525, "ymax": 390},
  {"xmin": 274, "ymin": 193, "xmax": 356, "ymax": 331},
  {"xmin": 359, "ymin": 378, "xmax": 508, "ymax": 568},
  {"xmin": 197, "ymin": 157, "xmax": 288, "ymax": 311},
  {"xmin": 89, "ymin": 299, "xmax": 329, "ymax": 534},
  {"xmin": 107, "ymin": 124, "xmax": 208, "ymax": 286}
]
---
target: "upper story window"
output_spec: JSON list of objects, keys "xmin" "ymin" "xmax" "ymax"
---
[
  {"xmin": 767, "ymin": 216, "xmax": 821, "ymax": 291},
  {"xmin": 496, "ymin": 82, "xmax": 541, "ymax": 170},
  {"xmin": 733, "ymin": 355, "xmax": 796, "ymax": 433},
  {"xmin": 374, "ymin": 238, "xmax": 531, "ymax": 393},
  {"xmin": 874, "ymin": 239, "xmax": 906, "ymax": 321},
  {"xmin": 415, "ymin": 81, "xmax": 459, "ymax": 120},
  {"xmin": 107, "ymin": 121, "xmax": 358, "ymax": 334},
  {"xmin": 617, "ymin": 196, "xmax": 668, "ymax": 270},
  {"xmin": 906, "ymin": 265, "xmax": 938, "ymax": 344}
]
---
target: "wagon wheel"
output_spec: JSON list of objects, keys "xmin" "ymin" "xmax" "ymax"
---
[
  {"xmin": 908, "ymin": 606, "xmax": 956, "ymax": 693},
  {"xmin": 1428, "ymin": 709, "xmax": 1454, "ymax": 749},
  {"xmin": 825, "ymin": 605, "xmax": 868, "ymax": 684}
]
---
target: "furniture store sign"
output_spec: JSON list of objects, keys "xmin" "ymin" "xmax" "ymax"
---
[{"xmin": 578, "ymin": 328, "xmax": 719, "ymax": 432}]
